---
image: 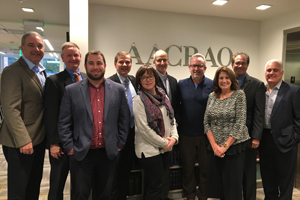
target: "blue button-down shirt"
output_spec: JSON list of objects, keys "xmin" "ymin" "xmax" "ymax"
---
[
  {"xmin": 66, "ymin": 68, "xmax": 83, "ymax": 83},
  {"xmin": 237, "ymin": 73, "xmax": 247, "ymax": 88},
  {"xmin": 22, "ymin": 56, "xmax": 46, "ymax": 88}
]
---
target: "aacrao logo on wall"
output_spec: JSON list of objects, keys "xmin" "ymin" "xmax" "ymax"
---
[{"xmin": 129, "ymin": 43, "xmax": 233, "ymax": 67}]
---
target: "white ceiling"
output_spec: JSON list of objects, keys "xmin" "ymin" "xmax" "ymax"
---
[{"xmin": 0, "ymin": 0, "xmax": 300, "ymax": 57}]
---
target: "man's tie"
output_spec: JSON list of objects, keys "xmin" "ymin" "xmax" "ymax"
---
[
  {"xmin": 75, "ymin": 73, "xmax": 80, "ymax": 82},
  {"xmin": 124, "ymin": 79, "xmax": 134, "ymax": 128}
]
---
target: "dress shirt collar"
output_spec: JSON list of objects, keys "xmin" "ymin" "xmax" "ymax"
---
[
  {"xmin": 88, "ymin": 78, "xmax": 106, "ymax": 88},
  {"xmin": 266, "ymin": 80, "xmax": 282, "ymax": 91},
  {"xmin": 66, "ymin": 67, "xmax": 82, "ymax": 82},
  {"xmin": 157, "ymin": 70, "xmax": 168, "ymax": 81},
  {"xmin": 116, "ymin": 72, "xmax": 127, "ymax": 84},
  {"xmin": 22, "ymin": 55, "xmax": 45, "ymax": 72}
]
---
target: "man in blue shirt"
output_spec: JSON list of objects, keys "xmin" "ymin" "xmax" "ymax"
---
[
  {"xmin": 0, "ymin": 31, "xmax": 46, "ymax": 200},
  {"xmin": 44, "ymin": 42, "xmax": 87, "ymax": 200},
  {"xmin": 231, "ymin": 52, "xmax": 265, "ymax": 200},
  {"xmin": 178, "ymin": 53, "xmax": 214, "ymax": 200}
]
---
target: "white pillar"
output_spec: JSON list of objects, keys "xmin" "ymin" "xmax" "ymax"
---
[{"xmin": 69, "ymin": 0, "xmax": 88, "ymax": 71}]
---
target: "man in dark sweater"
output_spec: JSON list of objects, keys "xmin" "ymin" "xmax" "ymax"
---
[{"xmin": 178, "ymin": 53, "xmax": 214, "ymax": 200}]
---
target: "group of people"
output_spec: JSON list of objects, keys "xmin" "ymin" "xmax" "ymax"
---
[{"xmin": 0, "ymin": 31, "xmax": 299, "ymax": 200}]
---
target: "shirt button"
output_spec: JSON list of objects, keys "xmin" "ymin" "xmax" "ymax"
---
[
  {"xmin": 98, "ymin": 99, "xmax": 100, "ymax": 101},
  {"xmin": 98, "ymin": 110, "xmax": 100, "ymax": 112},
  {"xmin": 97, "ymin": 89, "xmax": 99, "ymax": 91},
  {"xmin": 99, "ymin": 132, "xmax": 101, "ymax": 135},
  {"xmin": 99, "ymin": 121, "xmax": 101, "ymax": 124},
  {"xmin": 99, "ymin": 143, "xmax": 101, "ymax": 145}
]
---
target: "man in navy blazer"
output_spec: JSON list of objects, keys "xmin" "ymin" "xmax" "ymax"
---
[
  {"xmin": 259, "ymin": 59, "xmax": 300, "ymax": 200},
  {"xmin": 231, "ymin": 52, "xmax": 265, "ymax": 200},
  {"xmin": 109, "ymin": 51, "xmax": 137, "ymax": 200},
  {"xmin": 58, "ymin": 50, "xmax": 130, "ymax": 200}
]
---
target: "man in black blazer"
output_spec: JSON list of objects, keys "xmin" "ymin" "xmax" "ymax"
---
[
  {"xmin": 58, "ymin": 50, "xmax": 130, "ymax": 199},
  {"xmin": 109, "ymin": 51, "xmax": 137, "ymax": 200},
  {"xmin": 44, "ymin": 42, "xmax": 87, "ymax": 200},
  {"xmin": 260, "ymin": 59, "xmax": 300, "ymax": 200},
  {"xmin": 153, "ymin": 50, "xmax": 179, "ymax": 113},
  {"xmin": 153, "ymin": 49, "xmax": 178, "ymax": 200},
  {"xmin": 231, "ymin": 52, "xmax": 265, "ymax": 200}
]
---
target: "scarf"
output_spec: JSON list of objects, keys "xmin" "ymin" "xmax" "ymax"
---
[{"xmin": 138, "ymin": 86, "xmax": 174, "ymax": 137}]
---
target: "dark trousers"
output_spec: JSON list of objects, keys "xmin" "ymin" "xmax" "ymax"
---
[
  {"xmin": 242, "ymin": 147, "xmax": 258, "ymax": 200},
  {"xmin": 206, "ymin": 150, "xmax": 245, "ymax": 200},
  {"xmin": 179, "ymin": 134, "xmax": 207, "ymax": 200},
  {"xmin": 111, "ymin": 127, "xmax": 136, "ymax": 200},
  {"xmin": 259, "ymin": 129, "xmax": 297, "ymax": 200},
  {"xmin": 140, "ymin": 152, "xmax": 171, "ymax": 200},
  {"xmin": 69, "ymin": 148, "xmax": 118, "ymax": 200},
  {"xmin": 2, "ymin": 140, "xmax": 45, "ymax": 200},
  {"xmin": 48, "ymin": 150, "xmax": 70, "ymax": 200}
]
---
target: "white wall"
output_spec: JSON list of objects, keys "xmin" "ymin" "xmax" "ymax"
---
[
  {"xmin": 89, "ymin": 4, "xmax": 261, "ymax": 81},
  {"xmin": 260, "ymin": 9, "xmax": 300, "ymax": 82}
]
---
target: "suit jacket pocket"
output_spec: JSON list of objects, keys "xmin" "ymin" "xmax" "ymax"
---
[{"xmin": 23, "ymin": 117, "xmax": 35, "ymax": 125}]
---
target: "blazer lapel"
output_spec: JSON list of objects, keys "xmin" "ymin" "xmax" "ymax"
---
[
  {"xmin": 19, "ymin": 58, "xmax": 43, "ymax": 92},
  {"xmin": 128, "ymin": 75, "xmax": 137, "ymax": 92},
  {"xmin": 271, "ymin": 81, "xmax": 287, "ymax": 117},
  {"xmin": 104, "ymin": 80, "xmax": 111, "ymax": 121},
  {"xmin": 241, "ymin": 74, "xmax": 251, "ymax": 90},
  {"xmin": 80, "ymin": 79, "xmax": 93, "ymax": 122},
  {"xmin": 63, "ymin": 69, "xmax": 74, "ymax": 86}
]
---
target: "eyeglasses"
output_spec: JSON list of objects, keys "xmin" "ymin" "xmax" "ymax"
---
[
  {"xmin": 189, "ymin": 64, "xmax": 205, "ymax": 68},
  {"xmin": 140, "ymin": 75, "xmax": 155, "ymax": 81},
  {"xmin": 234, "ymin": 62, "xmax": 247, "ymax": 66},
  {"xmin": 156, "ymin": 59, "xmax": 168, "ymax": 63}
]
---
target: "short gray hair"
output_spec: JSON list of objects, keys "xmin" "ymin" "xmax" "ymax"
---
[
  {"xmin": 265, "ymin": 59, "xmax": 283, "ymax": 71},
  {"xmin": 190, "ymin": 53, "xmax": 206, "ymax": 66},
  {"xmin": 21, "ymin": 31, "xmax": 43, "ymax": 46}
]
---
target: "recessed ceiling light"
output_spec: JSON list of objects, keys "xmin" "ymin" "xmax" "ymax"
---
[
  {"xmin": 256, "ymin": 5, "xmax": 272, "ymax": 10},
  {"xmin": 22, "ymin": 7, "xmax": 34, "ymax": 12},
  {"xmin": 0, "ymin": 51, "xmax": 5, "ymax": 55},
  {"xmin": 36, "ymin": 27, "xmax": 44, "ymax": 32},
  {"xmin": 212, "ymin": 0, "xmax": 228, "ymax": 6},
  {"xmin": 49, "ymin": 53, "xmax": 54, "ymax": 57},
  {"xmin": 44, "ymin": 39, "xmax": 54, "ymax": 51}
]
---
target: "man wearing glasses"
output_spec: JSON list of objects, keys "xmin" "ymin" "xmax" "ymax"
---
[
  {"xmin": 177, "ymin": 53, "xmax": 214, "ymax": 200},
  {"xmin": 153, "ymin": 49, "xmax": 179, "ymax": 114},
  {"xmin": 231, "ymin": 52, "xmax": 265, "ymax": 200}
]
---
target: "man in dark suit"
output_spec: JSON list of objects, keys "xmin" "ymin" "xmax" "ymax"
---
[
  {"xmin": 0, "ymin": 31, "xmax": 46, "ymax": 200},
  {"xmin": 58, "ymin": 50, "xmax": 130, "ymax": 200},
  {"xmin": 260, "ymin": 59, "xmax": 300, "ymax": 200},
  {"xmin": 109, "ymin": 51, "xmax": 137, "ymax": 200},
  {"xmin": 153, "ymin": 49, "xmax": 179, "ymax": 114},
  {"xmin": 231, "ymin": 52, "xmax": 265, "ymax": 200},
  {"xmin": 44, "ymin": 42, "xmax": 87, "ymax": 200}
]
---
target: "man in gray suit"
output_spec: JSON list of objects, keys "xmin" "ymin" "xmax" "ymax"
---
[
  {"xmin": 260, "ymin": 59, "xmax": 300, "ymax": 200},
  {"xmin": 231, "ymin": 52, "xmax": 265, "ymax": 200},
  {"xmin": 44, "ymin": 42, "xmax": 87, "ymax": 200},
  {"xmin": 0, "ymin": 31, "xmax": 46, "ymax": 200},
  {"xmin": 58, "ymin": 50, "xmax": 130, "ymax": 200}
]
